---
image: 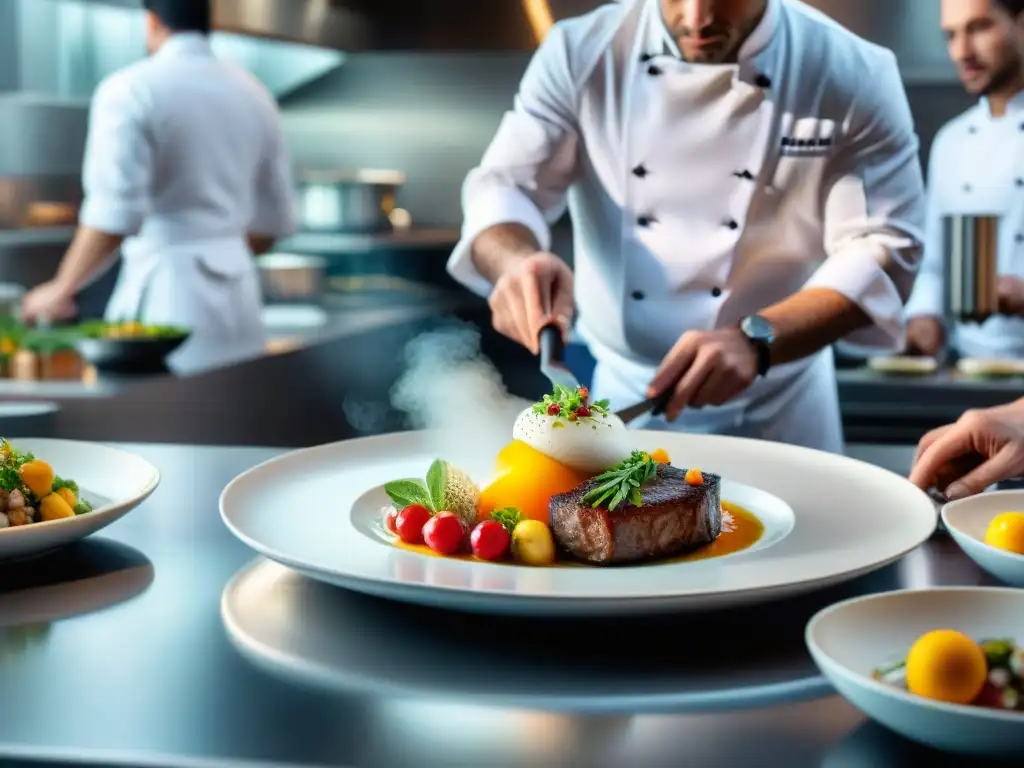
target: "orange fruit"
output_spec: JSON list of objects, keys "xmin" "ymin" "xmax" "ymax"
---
[
  {"xmin": 905, "ymin": 629, "xmax": 988, "ymax": 705},
  {"xmin": 649, "ymin": 448, "xmax": 671, "ymax": 464},
  {"xmin": 476, "ymin": 440, "xmax": 591, "ymax": 525},
  {"xmin": 983, "ymin": 512, "xmax": 1024, "ymax": 555}
]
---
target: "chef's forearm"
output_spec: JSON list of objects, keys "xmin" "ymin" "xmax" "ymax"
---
[
  {"xmin": 760, "ymin": 288, "xmax": 871, "ymax": 365},
  {"xmin": 471, "ymin": 223, "xmax": 543, "ymax": 283},
  {"xmin": 54, "ymin": 227, "xmax": 124, "ymax": 293}
]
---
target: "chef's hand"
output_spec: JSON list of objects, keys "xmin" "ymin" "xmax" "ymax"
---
[
  {"xmin": 904, "ymin": 316, "xmax": 945, "ymax": 357},
  {"xmin": 997, "ymin": 275, "xmax": 1024, "ymax": 316},
  {"xmin": 647, "ymin": 328, "xmax": 758, "ymax": 420},
  {"xmin": 909, "ymin": 399, "xmax": 1024, "ymax": 500},
  {"xmin": 489, "ymin": 252, "xmax": 574, "ymax": 354},
  {"xmin": 20, "ymin": 280, "xmax": 77, "ymax": 324}
]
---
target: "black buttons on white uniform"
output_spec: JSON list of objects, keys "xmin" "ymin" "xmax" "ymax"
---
[
  {"xmin": 648, "ymin": 65, "xmax": 663, "ymax": 76},
  {"xmin": 755, "ymin": 74, "xmax": 772, "ymax": 88},
  {"xmin": 632, "ymin": 164, "xmax": 649, "ymax": 178},
  {"xmin": 631, "ymin": 290, "xmax": 645, "ymax": 300},
  {"xmin": 733, "ymin": 170, "xmax": 754, "ymax": 180},
  {"xmin": 711, "ymin": 287, "xmax": 723, "ymax": 298},
  {"xmin": 637, "ymin": 215, "xmax": 654, "ymax": 227},
  {"xmin": 726, "ymin": 219, "xmax": 739, "ymax": 230},
  {"xmin": 963, "ymin": 184, "xmax": 972, "ymax": 193}
]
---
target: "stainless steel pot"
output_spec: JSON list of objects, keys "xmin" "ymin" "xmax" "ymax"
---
[
  {"xmin": 296, "ymin": 169, "xmax": 406, "ymax": 233},
  {"xmin": 943, "ymin": 214, "xmax": 999, "ymax": 323},
  {"xmin": 0, "ymin": 283, "xmax": 25, "ymax": 316},
  {"xmin": 257, "ymin": 253, "xmax": 327, "ymax": 304}
]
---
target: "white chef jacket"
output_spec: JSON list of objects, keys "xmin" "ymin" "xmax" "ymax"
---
[
  {"xmin": 80, "ymin": 32, "xmax": 297, "ymax": 374},
  {"xmin": 447, "ymin": 0, "xmax": 924, "ymax": 453},
  {"xmin": 904, "ymin": 91, "xmax": 1024, "ymax": 359}
]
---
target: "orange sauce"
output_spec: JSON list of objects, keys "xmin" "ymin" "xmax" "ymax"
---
[{"xmin": 392, "ymin": 500, "xmax": 764, "ymax": 566}]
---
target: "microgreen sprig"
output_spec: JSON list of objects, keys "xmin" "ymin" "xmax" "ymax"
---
[
  {"xmin": 532, "ymin": 384, "xmax": 610, "ymax": 422},
  {"xmin": 581, "ymin": 450, "xmax": 658, "ymax": 511}
]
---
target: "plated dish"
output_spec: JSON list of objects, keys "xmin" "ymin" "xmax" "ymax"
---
[
  {"xmin": 220, "ymin": 403, "xmax": 936, "ymax": 615},
  {"xmin": 0, "ymin": 438, "xmax": 93, "ymax": 529},
  {"xmin": 867, "ymin": 355, "xmax": 938, "ymax": 376},
  {"xmin": 806, "ymin": 588, "xmax": 1024, "ymax": 758},
  {"xmin": 379, "ymin": 386, "xmax": 763, "ymax": 568},
  {"xmin": 0, "ymin": 438, "xmax": 160, "ymax": 562},
  {"xmin": 942, "ymin": 491, "xmax": 1024, "ymax": 587},
  {"xmin": 957, "ymin": 357, "xmax": 1024, "ymax": 378}
]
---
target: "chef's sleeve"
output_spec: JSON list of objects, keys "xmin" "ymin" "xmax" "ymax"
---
[
  {"xmin": 78, "ymin": 74, "xmax": 152, "ymax": 236},
  {"xmin": 447, "ymin": 23, "xmax": 581, "ymax": 296},
  {"xmin": 251, "ymin": 107, "xmax": 299, "ymax": 238},
  {"xmin": 902, "ymin": 137, "xmax": 947, "ymax": 319},
  {"xmin": 804, "ymin": 49, "xmax": 926, "ymax": 350}
]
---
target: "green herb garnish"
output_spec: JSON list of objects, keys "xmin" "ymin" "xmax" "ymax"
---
[
  {"xmin": 383, "ymin": 459, "xmax": 480, "ymax": 528},
  {"xmin": 581, "ymin": 450, "xmax": 658, "ymax": 511},
  {"xmin": 532, "ymin": 384, "xmax": 610, "ymax": 423},
  {"xmin": 981, "ymin": 638, "xmax": 1016, "ymax": 668},
  {"xmin": 490, "ymin": 507, "xmax": 523, "ymax": 535}
]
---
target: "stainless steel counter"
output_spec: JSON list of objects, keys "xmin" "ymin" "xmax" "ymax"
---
[{"xmin": 0, "ymin": 442, "xmax": 1013, "ymax": 767}]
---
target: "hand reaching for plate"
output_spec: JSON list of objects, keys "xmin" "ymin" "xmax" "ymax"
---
[{"xmin": 909, "ymin": 399, "xmax": 1024, "ymax": 500}]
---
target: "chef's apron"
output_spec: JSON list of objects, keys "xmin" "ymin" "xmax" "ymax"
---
[
  {"xmin": 105, "ymin": 237, "xmax": 267, "ymax": 375},
  {"xmin": 583, "ymin": 0, "xmax": 844, "ymax": 453}
]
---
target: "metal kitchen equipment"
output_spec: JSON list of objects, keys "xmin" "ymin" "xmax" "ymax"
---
[
  {"xmin": 0, "ymin": 283, "xmax": 25, "ymax": 316},
  {"xmin": 943, "ymin": 214, "xmax": 1000, "ymax": 323},
  {"xmin": 296, "ymin": 169, "xmax": 406, "ymax": 233},
  {"xmin": 257, "ymin": 253, "xmax": 327, "ymax": 304}
]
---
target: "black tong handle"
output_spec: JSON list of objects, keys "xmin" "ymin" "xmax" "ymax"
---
[{"xmin": 539, "ymin": 324, "xmax": 565, "ymax": 364}]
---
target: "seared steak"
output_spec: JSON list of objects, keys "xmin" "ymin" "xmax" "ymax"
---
[{"xmin": 549, "ymin": 464, "xmax": 722, "ymax": 565}]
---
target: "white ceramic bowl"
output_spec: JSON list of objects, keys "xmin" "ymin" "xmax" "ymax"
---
[
  {"xmin": 942, "ymin": 491, "xmax": 1024, "ymax": 587},
  {"xmin": 0, "ymin": 438, "xmax": 160, "ymax": 561},
  {"xmin": 806, "ymin": 588, "xmax": 1024, "ymax": 758}
]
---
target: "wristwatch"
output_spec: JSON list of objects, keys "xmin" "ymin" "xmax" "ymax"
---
[{"xmin": 739, "ymin": 314, "xmax": 775, "ymax": 377}]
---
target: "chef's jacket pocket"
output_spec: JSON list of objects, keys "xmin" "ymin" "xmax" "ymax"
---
[{"xmin": 193, "ymin": 250, "xmax": 251, "ymax": 282}]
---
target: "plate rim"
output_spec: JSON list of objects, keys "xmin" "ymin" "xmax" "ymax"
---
[
  {"xmin": 805, "ymin": 586, "xmax": 1024, "ymax": 723},
  {"xmin": 219, "ymin": 430, "xmax": 938, "ymax": 608}
]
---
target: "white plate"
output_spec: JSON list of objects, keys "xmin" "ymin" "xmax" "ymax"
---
[
  {"xmin": 219, "ymin": 558, "xmax": 875, "ymax": 714},
  {"xmin": 0, "ymin": 439, "xmax": 160, "ymax": 562},
  {"xmin": 942, "ymin": 491, "xmax": 1024, "ymax": 587},
  {"xmin": 957, "ymin": 357, "xmax": 1024, "ymax": 378},
  {"xmin": 867, "ymin": 355, "xmax": 939, "ymax": 375},
  {"xmin": 220, "ymin": 430, "xmax": 937, "ymax": 616},
  {"xmin": 806, "ymin": 587, "xmax": 1024, "ymax": 758}
]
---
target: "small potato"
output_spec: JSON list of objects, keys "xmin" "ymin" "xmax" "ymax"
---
[
  {"xmin": 511, "ymin": 519, "xmax": 556, "ymax": 567},
  {"xmin": 7, "ymin": 507, "xmax": 26, "ymax": 526},
  {"xmin": 56, "ymin": 487, "xmax": 77, "ymax": 508},
  {"xmin": 39, "ymin": 493, "xmax": 74, "ymax": 522},
  {"xmin": 19, "ymin": 460, "xmax": 54, "ymax": 498}
]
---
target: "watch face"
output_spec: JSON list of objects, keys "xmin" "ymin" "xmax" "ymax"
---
[{"xmin": 741, "ymin": 314, "xmax": 775, "ymax": 344}]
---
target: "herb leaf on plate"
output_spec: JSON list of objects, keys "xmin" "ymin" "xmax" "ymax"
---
[
  {"xmin": 383, "ymin": 479, "xmax": 432, "ymax": 511},
  {"xmin": 425, "ymin": 459, "xmax": 448, "ymax": 513},
  {"xmin": 581, "ymin": 450, "xmax": 658, "ymax": 511},
  {"xmin": 490, "ymin": 507, "xmax": 522, "ymax": 535}
]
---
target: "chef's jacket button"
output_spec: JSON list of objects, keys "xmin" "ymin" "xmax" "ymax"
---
[
  {"xmin": 963, "ymin": 183, "xmax": 972, "ymax": 192},
  {"xmin": 1019, "ymin": 122, "xmax": 1024, "ymax": 131},
  {"xmin": 755, "ymin": 74, "xmax": 772, "ymax": 88},
  {"xmin": 1017, "ymin": 178, "xmax": 1023, "ymax": 187},
  {"xmin": 711, "ymin": 287, "xmax": 723, "ymax": 297},
  {"xmin": 647, "ymin": 65, "xmax": 663, "ymax": 76},
  {"xmin": 1016, "ymin": 233, "xmax": 1024, "ymax": 244},
  {"xmin": 725, "ymin": 219, "xmax": 739, "ymax": 230},
  {"xmin": 968, "ymin": 126, "xmax": 978, "ymax": 134},
  {"xmin": 733, "ymin": 169, "xmax": 754, "ymax": 180},
  {"xmin": 632, "ymin": 164, "xmax": 649, "ymax": 178},
  {"xmin": 640, "ymin": 53, "xmax": 654, "ymax": 62},
  {"xmin": 637, "ymin": 215, "xmax": 654, "ymax": 227},
  {"xmin": 631, "ymin": 290, "xmax": 645, "ymax": 300}
]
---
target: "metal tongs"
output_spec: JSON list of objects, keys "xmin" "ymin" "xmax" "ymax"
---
[{"xmin": 538, "ymin": 324, "xmax": 673, "ymax": 425}]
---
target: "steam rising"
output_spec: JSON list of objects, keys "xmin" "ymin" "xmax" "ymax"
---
[{"xmin": 390, "ymin": 323, "xmax": 531, "ymax": 470}]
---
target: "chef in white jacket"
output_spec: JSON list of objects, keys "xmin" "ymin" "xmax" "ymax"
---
[
  {"xmin": 21, "ymin": 0, "xmax": 297, "ymax": 374},
  {"xmin": 448, "ymin": 0, "xmax": 925, "ymax": 453},
  {"xmin": 904, "ymin": 0, "xmax": 1024, "ymax": 359}
]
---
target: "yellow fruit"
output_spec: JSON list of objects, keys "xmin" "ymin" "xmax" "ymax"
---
[
  {"xmin": 19, "ymin": 460, "xmax": 54, "ymax": 498},
  {"xmin": 905, "ymin": 629, "xmax": 988, "ymax": 705},
  {"xmin": 511, "ymin": 519, "xmax": 556, "ymax": 566},
  {"xmin": 984, "ymin": 512, "xmax": 1024, "ymax": 555},
  {"xmin": 56, "ymin": 487, "xmax": 77, "ymax": 507},
  {"xmin": 39, "ymin": 493, "xmax": 75, "ymax": 522}
]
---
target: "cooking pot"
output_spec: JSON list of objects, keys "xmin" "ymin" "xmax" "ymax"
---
[
  {"xmin": 257, "ymin": 253, "xmax": 327, "ymax": 304},
  {"xmin": 296, "ymin": 169, "xmax": 406, "ymax": 233},
  {"xmin": 943, "ymin": 214, "xmax": 999, "ymax": 323}
]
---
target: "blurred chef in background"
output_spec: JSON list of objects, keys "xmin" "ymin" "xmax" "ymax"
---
[
  {"xmin": 448, "ymin": 0, "xmax": 925, "ymax": 453},
  {"xmin": 20, "ymin": 0, "xmax": 297, "ymax": 373},
  {"xmin": 904, "ymin": 0, "xmax": 1024, "ymax": 358}
]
